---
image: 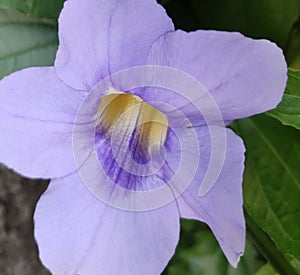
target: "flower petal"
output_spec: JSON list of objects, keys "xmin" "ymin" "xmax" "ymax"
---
[
  {"xmin": 34, "ymin": 172, "xmax": 180, "ymax": 275},
  {"xmin": 148, "ymin": 30, "xmax": 287, "ymax": 121},
  {"xmin": 0, "ymin": 67, "xmax": 86, "ymax": 179},
  {"xmin": 55, "ymin": 0, "xmax": 174, "ymax": 91},
  {"xmin": 177, "ymin": 127, "xmax": 245, "ymax": 267}
]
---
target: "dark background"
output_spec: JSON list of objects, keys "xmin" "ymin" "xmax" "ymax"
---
[{"xmin": 0, "ymin": 166, "xmax": 50, "ymax": 274}]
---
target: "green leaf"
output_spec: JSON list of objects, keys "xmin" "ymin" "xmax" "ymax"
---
[
  {"xmin": 188, "ymin": 0, "xmax": 300, "ymax": 48},
  {"xmin": 164, "ymin": 220, "xmax": 264, "ymax": 275},
  {"xmin": 268, "ymin": 94, "xmax": 300, "ymax": 130},
  {"xmin": 0, "ymin": 0, "xmax": 64, "ymax": 19},
  {"xmin": 232, "ymin": 115, "xmax": 300, "ymax": 274},
  {"xmin": 0, "ymin": 9, "xmax": 58, "ymax": 80},
  {"xmin": 268, "ymin": 69, "xmax": 300, "ymax": 130},
  {"xmin": 285, "ymin": 69, "xmax": 300, "ymax": 97}
]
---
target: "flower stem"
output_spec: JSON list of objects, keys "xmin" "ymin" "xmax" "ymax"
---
[{"xmin": 245, "ymin": 212, "xmax": 298, "ymax": 275}]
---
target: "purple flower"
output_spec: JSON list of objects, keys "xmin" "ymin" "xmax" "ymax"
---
[{"xmin": 0, "ymin": 0, "xmax": 287, "ymax": 274}]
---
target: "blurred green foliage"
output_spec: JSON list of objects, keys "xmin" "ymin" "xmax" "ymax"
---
[
  {"xmin": 162, "ymin": 0, "xmax": 300, "ymax": 48},
  {"xmin": 285, "ymin": 17, "xmax": 300, "ymax": 69},
  {"xmin": 254, "ymin": 263, "xmax": 278, "ymax": 275},
  {"xmin": 189, "ymin": 0, "xmax": 300, "ymax": 48},
  {"xmin": 163, "ymin": 220, "xmax": 265, "ymax": 275},
  {"xmin": 0, "ymin": 0, "xmax": 64, "ymax": 18}
]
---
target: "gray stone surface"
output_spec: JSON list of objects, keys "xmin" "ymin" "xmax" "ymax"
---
[{"xmin": 0, "ymin": 165, "xmax": 50, "ymax": 275}]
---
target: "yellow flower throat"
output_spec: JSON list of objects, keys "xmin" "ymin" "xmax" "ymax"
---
[{"xmin": 97, "ymin": 92, "xmax": 168, "ymax": 151}]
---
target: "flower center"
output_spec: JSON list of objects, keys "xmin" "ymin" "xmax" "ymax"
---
[{"xmin": 96, "ymin": 92, "xmax": 168, "ymax": 153}]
